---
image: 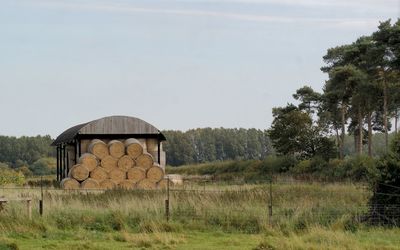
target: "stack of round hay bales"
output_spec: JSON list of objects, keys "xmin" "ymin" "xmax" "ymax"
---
[
  {"xmin": 88, "ymin": 139, "xmax": 109, "ymax": 160},
  {"xmin": 61, "ymin": 138, "xmax": 169, "ymax": 190}
]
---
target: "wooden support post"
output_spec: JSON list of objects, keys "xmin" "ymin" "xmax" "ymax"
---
[
  {"xmin": 60, "ymin": 145, "xmax": 64, "ymax": 179},
  {"xmin": 74, "ymin": 139, "xmax": 78, "ymax": 165},
  {"xmin": 66, "ymin": 151, "xmax": 70, "ymax": 176},
  {"xmin": 78, "ymin": 139, "xmax": 81, "ymax": 157},
  {"xmin": 63, "ymin": 146, "xmax": 67, "ymax": 178},
  {"xmin": 56, "ymin": 146, "xmax": 60, "ymax": 182},
  {"xmin": 62, "ymin": 145, "xmax": 66, "ymax": 178},
  {"xmin": 157, "ymin": 140, "xmax": 161, "ymax": 164}
]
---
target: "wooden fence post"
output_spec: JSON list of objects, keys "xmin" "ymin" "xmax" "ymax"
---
[
  {"xmin": 165, "ymin": 176, "xmax": 170, "ymax": 221},
  {"xmin": 39, "ymin": 176, "xmax": 44, "ymax": 216},
  {"xmin": 268, "ymin": 175, "xmax": 273, "ymax": 225},
  {"xmin": 27, "ymin": 199, "xmax": 32, "ymax": 219}
]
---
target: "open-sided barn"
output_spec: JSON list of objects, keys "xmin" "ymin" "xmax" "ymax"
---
[{"xmin": 52, "ymin": 116, "xmax": 167, "ymax": 189}]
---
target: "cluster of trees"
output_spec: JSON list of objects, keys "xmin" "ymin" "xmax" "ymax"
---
[
  {"xmin": 266, "ymin": 19, "xmax": 400, "ymax": 224},
  {"xmin": 162, "ymin": 128, "xmax": 273, "ymax": 166},
  {"xmin": 0, "ymin": 135, "xmax": 56, "ymax": 176},
  {"xmin": 268, "ymin": 19, "xmax": 400, "ymax": 160}
]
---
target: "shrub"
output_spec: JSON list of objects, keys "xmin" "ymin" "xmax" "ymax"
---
[
  {"xmin": 0, "ymin": 166, "xmax": 25, "ymax": 186},
  {"xmin": 368, "ymin": 153, "xmax": 400, "ymax": 225},
  {"xmin": 261, "ymin": 155, "xmax": 297, "ymax": 173},
  {"xmin": 29, "ymin": 157, "xmax": 56, "ymax": 176},
  {"xmin": 290, "ymin": 156, "xmax": 378, "ymax": 182},
  {"xmin": 327, "ymin": 159, "xmax": 346, "ymax": 180},
  {"xmin": 345, "ymin": 156, "xmax": 377, "ymax": 182},
  {"xmin": 291, "ymin": 157, "xmax": 329, "ymax": 181},
  {"xmin": 0, "ymin": 241, "xmax": 18, "ymax": 250}
]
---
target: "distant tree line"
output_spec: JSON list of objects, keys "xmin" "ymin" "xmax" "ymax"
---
[
  {"xmin": 0, "ymin": 135, "xmax": 56, "ymax": 176},
  {"xmin": 162, "ymin": 128, "xmax": 273, "ymax": 166},
  {"xmin": 0, "ymin": 129, "xmax": 273, "ymax": 172}
]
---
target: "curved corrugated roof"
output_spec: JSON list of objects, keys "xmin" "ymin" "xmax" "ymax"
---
[{"xmin": 52, "ymin": 116, "xmax": 165, "ymax": 145}]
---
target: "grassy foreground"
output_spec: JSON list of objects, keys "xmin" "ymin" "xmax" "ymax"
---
[{"xmin": 0, "ymin": 182, "xmax": 399, "ymax": 249}]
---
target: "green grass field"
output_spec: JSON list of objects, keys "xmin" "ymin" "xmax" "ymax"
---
[{"xmin": 0, "ymin": 182, "xmax": 398, "ymax": 249}]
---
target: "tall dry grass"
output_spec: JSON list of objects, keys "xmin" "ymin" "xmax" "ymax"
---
[{"xmin": 0, "ymin": 182, "xmax": 370, "ymax": 236}]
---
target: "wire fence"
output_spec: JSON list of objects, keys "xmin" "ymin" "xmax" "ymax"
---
[{"xmin": 0, "ymin": 180, "xmax": 398, "ymax": 227}]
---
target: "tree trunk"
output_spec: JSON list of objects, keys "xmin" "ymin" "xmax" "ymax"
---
[
  {"xmin": 340, "ymin": 104, "xmax": 346, "ymax": 159},
  {"xmin": 335, "ymin": 128, "xmax": 340, "ymax": 159},
  {"xmin": 395, "ymin": 109, "xmax": 398, "ymax": 134},
  {"xmin": 383, "ymin": 78, "xmax": 388, "ymax": 151},
  {"xmin": 367, "ymin": 112, "xmax": 373, "ymax": 157},
  {"xmin": 354, "ymin": 134, "xmax": 358, "ymax": 155},
  {"xmin": 358, "ymin": 106, "xmax": 363, "ymax": 155}
]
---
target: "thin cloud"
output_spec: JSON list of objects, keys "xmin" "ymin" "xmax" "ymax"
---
[
  {"xmin": 194, "ymin": 0, "xmax": 398, "ymax": 10},
  {"xmin": 28, "ymin": 0, "xmax": 385, "ymax": 29}
]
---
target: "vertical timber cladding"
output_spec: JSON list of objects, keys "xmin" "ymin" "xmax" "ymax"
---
[{"xmin": 66, "ymin": 145, "xmax": 75, "ymax": 172}]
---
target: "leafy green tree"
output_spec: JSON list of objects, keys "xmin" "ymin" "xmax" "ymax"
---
[
  {"xmin": 268, "ymin": 104, "xmax": 336, "ymax": 160},
  {"xmin": 0, "ymin": 135, "xmax": 55, "ymax": 167}
]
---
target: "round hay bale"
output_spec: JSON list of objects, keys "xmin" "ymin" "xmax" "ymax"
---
[
  {"xmin": 81, "ymin": 178, "xmax": 99, "ymax": 189},
  {"xmin": 146, "ymin": 139, "xmax": 159, "ymax": 152},
  {"xmin": 118, "ymin": 180, "xmax": 136, "ymax": 190},
  {"xmin": 118, "ymin": 155, "xmax": 135, "ymax": 172},
  {"xmin": 99, "ymin": 179, "xmax": 117, "ymax": 190},
  {"xmin": 136, "ymin": 153, "xmax": 154, "ymax": 169},
  {"xmin": 108, "ymin": 140, "xmax": 125, "ymax": 158},
  {"xmin": 127, "ymin": 167, "xmax": 146, "ymax": 182},
  {"xmin": 109, "ymin": 168, "xmax": 126, "ymax": 184},
  {"xmin": 147, "ymin": 165, "xmax": 164, "ymax": 182},
  {"xmin": 157, "ymin": 178, "xmax": 174, "ymax": 189},
  {"xmin": 61, "ymin": 178, "xmax": 80, "ymax": 189},
  {"xmin": 147, "ymin": 151, "xmax": 159, "ymax": 163},
  {"xmin": 165, "ymin": 174, "xmax": 183, "ymax": 185},
  {"xmin": 68, "ymin": 164, "xmax": 89, "ymax": 181},
  {"xmin": 78, "ymin": 153, "xmax": 98, "ymax": 172},
  {"xmin": 88, "ymin": 139, "xmax": 109, "ymax": 159},
  {"xmin": 101, "ymin": 155, "xmax": 118, "ymax": 172},
  {"xmin": 136, "ymin": 178, "xmax": 157, "ymax": 190},
  {"xmin": 125, "ymin": 138, "xmax": 143, "ymax": 159},
  {"xmin": 90, "ymin": 167, "xmax": 108, "ymax": 182},
  {"xmin": 138, "ymin": 139, "xmax": 147, "ymax": 150}
]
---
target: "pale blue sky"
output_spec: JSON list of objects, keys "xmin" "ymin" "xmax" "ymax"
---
[{"xmin": 0, "ymin": 0, "xmax": 398, "ymax": 137}]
